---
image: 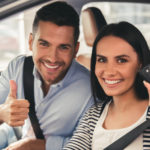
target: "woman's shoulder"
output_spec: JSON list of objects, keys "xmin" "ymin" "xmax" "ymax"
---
[
  {"xmin": 88, "ymin": 102, "xmax": 105, "ymax": 112},
  {"xmin": 84, "ymin": 102, "xmax": 105, "ymax": 120}
]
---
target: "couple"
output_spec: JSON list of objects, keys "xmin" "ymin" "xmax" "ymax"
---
[{"xmin": 0, "ymin": 1, "xmax": 150, "ymax": 150}]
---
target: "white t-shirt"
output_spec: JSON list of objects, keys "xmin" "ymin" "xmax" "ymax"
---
[{"xmin": 92, "ymin": 102, "xmax": 147, "ymax": 150}]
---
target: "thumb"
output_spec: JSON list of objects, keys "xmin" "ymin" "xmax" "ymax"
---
[
  {"xmin": 143, "ymin": 81, "xmax": 150, "ymax": 105},
  {"xmin": 9, "ymin": 80, "xmax": 17, "ymax": 99}
]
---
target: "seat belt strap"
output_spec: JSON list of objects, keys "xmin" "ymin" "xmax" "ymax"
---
[
  {"xmin": 104, "ymin": 118, "xmax": 150, "ymax": 150},
  {"xmin": 23, "ymin": 56, "xmax": 44, "ymax": 139},
  {"xmin": 13, "ymin": 127, "xmax": 22, "ymax": 140}
]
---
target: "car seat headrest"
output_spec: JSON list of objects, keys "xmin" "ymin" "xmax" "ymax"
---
[{"xmin": 81, "ymin": 7, "xmax": 107, "ymax": 47}]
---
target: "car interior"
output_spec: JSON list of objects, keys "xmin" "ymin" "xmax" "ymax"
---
[
  {"xmin": 1, "ymin": 0, "xmax": 150, "ymax": 71},
  {"xmin": 1, "ymin": 0, "xmax": 150, "ymax": 146},
  {"xmin": 76, "ymin": 6, "xmax": 107, "ymax": 69}
]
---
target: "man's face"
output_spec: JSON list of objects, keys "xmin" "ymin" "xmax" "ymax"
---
[{"xmin": 29, "ymin": 21, "xmax": 79, "ymax": 86}]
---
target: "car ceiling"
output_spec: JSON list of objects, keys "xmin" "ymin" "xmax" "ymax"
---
[{"xmin": 1, "ymin": 0, "xmax": 150, "ymax": 20}]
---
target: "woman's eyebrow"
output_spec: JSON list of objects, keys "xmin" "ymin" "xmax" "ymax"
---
[
  {"xmin": 96, "ymin": 54, "xmax": 130, "ymax": 59},
  {"xmin": 115, "ymin": 55, "xmax": 130, "ymax": 58},
  {"xmin": 96, "ymin": 54, "xmax": 105, "ymax": 57}
]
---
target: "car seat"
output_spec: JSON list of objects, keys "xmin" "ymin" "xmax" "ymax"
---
[{"xmin": 76, "ymin": 7, "xmax": 107, "ymax": 70}]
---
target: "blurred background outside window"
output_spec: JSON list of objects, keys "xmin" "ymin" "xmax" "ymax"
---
[{"xmin": 1, "ymin": 2, "xmax": 150, "ymax": 70}]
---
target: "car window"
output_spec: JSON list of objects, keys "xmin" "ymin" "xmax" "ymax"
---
[
  {"xmin": 1, "ymin": 1, "xmax": 150, "ymax": 70},
  {"xmin": 78, "ymin": 2, "xmax": 150, "ymax": 56},
  {"xmin": 0, "ymin": 14, "xmax": 25, "ymax": 70}
]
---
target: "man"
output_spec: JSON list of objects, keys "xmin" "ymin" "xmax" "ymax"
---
[{"xmin": 0, "ymin": 1, "xmax": 93, "ymax": 150}]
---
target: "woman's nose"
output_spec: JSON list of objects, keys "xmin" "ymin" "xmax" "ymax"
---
[{"xmin": 104, "ymin": 63, "xmax": 117, "ymax": 76}]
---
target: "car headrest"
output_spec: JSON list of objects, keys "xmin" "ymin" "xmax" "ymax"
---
[{"xmin": 81, "ymin": 7, "xmax": 107, "ymax": 47}]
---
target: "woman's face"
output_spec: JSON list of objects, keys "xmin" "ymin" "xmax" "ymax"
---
[{"xmin": 95, "ymin": 35, "xmax": 141, "ymax": 97}]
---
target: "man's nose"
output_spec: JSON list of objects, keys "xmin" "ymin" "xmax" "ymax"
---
[{"xmin": 47, "ymin": 48, "xmax": 58, "ymax": 63}]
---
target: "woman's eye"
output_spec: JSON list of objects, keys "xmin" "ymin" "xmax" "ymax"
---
[
  {"xmin": 96, "ymin": 57, "xmax": 106, "ymax": 63},
  {"xmin": 117, "ymin": 58, "xmax": 127, "ymax": 63}
]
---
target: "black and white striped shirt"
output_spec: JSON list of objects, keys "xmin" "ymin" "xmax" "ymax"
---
[{"xmin": 63, "ymin": 103, "xmax": 150, "ymax": 150}]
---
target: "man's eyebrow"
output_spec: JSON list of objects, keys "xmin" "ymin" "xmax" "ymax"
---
[
  {"xmin": 38, "ymin": 38, "xmax": 49, "ymax": 43},
  {"xmin": 60, "ymin": 44, "xmax": 72, "ymax": 48},
  {"xmin": 38, "ymin": 39, "xmax": 71, "ymax": 47}
]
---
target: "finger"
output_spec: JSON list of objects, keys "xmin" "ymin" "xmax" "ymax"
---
[
  {"xmin": 10, "ymin": 107, "xmax": 29, "ymax": 115},
  {"xmin": 11, "ymin": 99, "xmax": 30, "ymax": 108},
  {"xmin": 8, "ymin": 114, "xmax": 28, "ymax": 126},
  {"xmin": 10, "ymin": 114, "xmax": 28, "ymax": 122},
  {"xmin": 143, "ymin": 81, "xmax": 150, "ymax": 92},
  {"xmin": 17, "ymin": 100, "xmax": 30, "ymax": 108},
  {"xmin": 143, "ymin": 81, "xmax": 150, "ymax": 105},
  {"xmin": 9, "ymin": 80, "xmax": 17, "ymax": 99},
  {"xmin": 9, "ymin": 120, "xmax": 25, "ymax": 127}
]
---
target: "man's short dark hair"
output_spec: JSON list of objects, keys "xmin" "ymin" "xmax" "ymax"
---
[{"xmin": 32, "ymin": 1, "xmax": 79, "ymax": 44}]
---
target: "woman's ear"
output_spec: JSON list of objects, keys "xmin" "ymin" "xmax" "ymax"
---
[
  {"xmin": 28, "ymin": 33, "xmax": 33, "ymax": 51},
  {"xmin": 139, "ymin": 63, "xmax": 142, "ymax": 70}
]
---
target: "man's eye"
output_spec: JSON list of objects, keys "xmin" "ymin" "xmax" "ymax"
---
[
  {"xmin": 60, "ymin": 45, "xmax": 69, "ymax": 50},
  {"xmin": 39, "ymin": 42, "xmax": 49, "ymax": 47},
  {"xmin": 58, "ymin": 45, "xmax": 70, "ymax": 52}
]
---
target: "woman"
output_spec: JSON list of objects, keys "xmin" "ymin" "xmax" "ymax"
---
[{"xmin": 63, "ymin": 21, "xmax": 150, "ymax": 149}]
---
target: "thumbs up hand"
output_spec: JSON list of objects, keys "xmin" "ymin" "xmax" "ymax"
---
[{"xmin": 0, "ymin": 80, "xmax": 30, "ymax": 126}]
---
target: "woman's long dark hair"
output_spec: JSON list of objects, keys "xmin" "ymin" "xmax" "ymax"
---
[{"xmin": 90, "ymin": 21, "xmax": 150, "ymax": 105}]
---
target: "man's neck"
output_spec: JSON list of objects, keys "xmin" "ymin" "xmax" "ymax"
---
[{"xmin": 42, "ymin": 82, "xmax": 51, "ymax": 96}]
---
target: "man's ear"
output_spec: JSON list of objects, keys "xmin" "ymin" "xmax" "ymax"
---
[
  {"xmin": 29, "ymin": 33, "xmax": 33, "ymax": 51},
  {"xmin": 74, "ymin": 42, "xmax": 80, "ymax": 58}
]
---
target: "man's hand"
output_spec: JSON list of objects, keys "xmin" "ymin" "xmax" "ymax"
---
[
  {"xmin": 5, "ymin": 138, "xmax": 45, "ymax": 150},
  {"xmin": 0, "ymin": 80, "xmax": 30, "ymax": 126}
]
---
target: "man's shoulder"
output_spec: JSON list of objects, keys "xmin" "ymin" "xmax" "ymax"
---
[
  {"xmin": 5, "ymin": 55, "xmax": 28, "ymax": 75},
  {"xmin": 73, "ymin": 60, "xmax": 90, "ymax": 79},
  {"xmin": 9, "ymin": 55, "xmax": 26, "ymax": 65},
  {"xmin": 63, "ymin": 60, "xmax": 91, "ymax": 91}
]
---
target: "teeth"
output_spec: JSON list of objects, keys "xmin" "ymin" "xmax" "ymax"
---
[
  {"xmin": 105, "ymin": 80, "xmax": 121, "ymax": 84},
  {"xmin": 44, "ymin": 62, "xmax": 59, "ymax": 69}
]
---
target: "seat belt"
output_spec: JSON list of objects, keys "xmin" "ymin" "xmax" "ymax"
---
[
  {"xmin": 23, "ymin": 56, "xmax": 44, "ymax": 139},
  {"xmin": 13, "ymin": 127, "xmax": 22, "ymax": 140},
  {"xmin": 104, "ymin": 118, "xmax": 150, "ymax": 150}
]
